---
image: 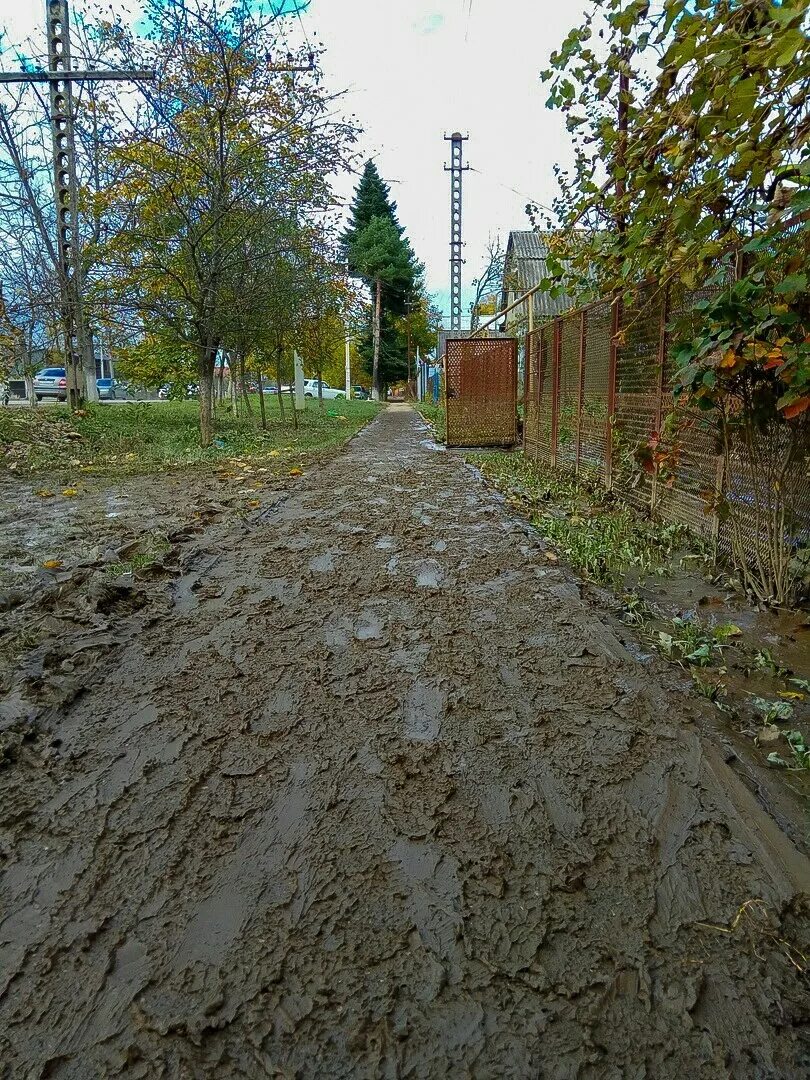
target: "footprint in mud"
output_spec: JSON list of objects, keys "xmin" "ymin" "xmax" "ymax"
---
[
  {"xmin": 404, "ymin": 679, "xmax": 444, "ymax": 742},
  {"xmin": 415, "ymin": 561, "xmax": 444, "ymax": 589},
  {"xmin": 355, "ymin": 610, "xmax": 385, "ymax": 641},
  {"xmin": 308, "ymin": 551, "xmax": 336, "ymax": 573}
]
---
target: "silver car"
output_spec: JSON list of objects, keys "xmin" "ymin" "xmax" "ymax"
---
[
  {"xmin": 96, "ymin": 378, "xmax": 117, "ymax": 400},
  {"xmin": 34, "ymin": 367, "xmax": 68, "ymax": 401}
]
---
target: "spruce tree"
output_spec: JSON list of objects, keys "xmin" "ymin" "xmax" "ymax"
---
[
  {"xmin": 343, "ymin": 160, "xmax": 423, "ymax": 393},
  {"xmin": 341, "ymin": 160, "xmax": 402, "ymax": 265}
]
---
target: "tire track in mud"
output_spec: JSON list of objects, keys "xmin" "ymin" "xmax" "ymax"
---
[{"xmin": 0, "ymin": 405, "xmax": 808, "ymax": 1078}]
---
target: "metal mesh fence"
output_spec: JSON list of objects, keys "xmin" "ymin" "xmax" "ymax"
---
[
  {"xmin": 519, "ymin": 280, "xmax": 810, "ymax": 593},
  {"xmin": 580, "ymin": 300, "xmax": 612, "ymax": 484},
  {"xmin": 557, "ymin": 315, "xmax": 580, "ymax": 472},
  {"xmin": 535, "ymin": 326, "xmax": 554, "ymax": 466}
]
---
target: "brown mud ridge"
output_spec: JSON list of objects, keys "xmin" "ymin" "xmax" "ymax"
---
[{"xmin": 0, "ymin": 405, "xmax": 808, "ymax": 1078}]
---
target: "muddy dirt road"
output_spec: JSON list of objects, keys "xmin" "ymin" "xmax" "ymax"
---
[{"xmin": 1, "ymin": 405, "xmax": 808, "ymax": 1078}]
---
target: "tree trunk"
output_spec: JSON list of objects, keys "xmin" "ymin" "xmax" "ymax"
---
[
  {"xmin": 372, "ymin": 277, "xmax": 381, "ymax": 402},
  {"xmin": 317, "ymin": 365, "xmax": 323, "ymax": 409},
  {"xmin": 275, "ymin": 344, "xmax": 286, "ymax": 420},
  {"xmin": 25, "ymin": 372, "xmax": 36, "ymax": 407},
  {"xmin": 197, "ymin": 341, "xmax": 217, "ymax": 447},
  {"xmin": 239, "ymin": 352, "xmax": 252, "ymax": 415},
  {"xmin": 257, "ymin": 369, "xmax": 268, "ymax": 430}
]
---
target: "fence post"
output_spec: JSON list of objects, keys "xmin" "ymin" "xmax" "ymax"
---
[
  {"xmin": 522, "ymin": 294, "xmax": 533, "ymax": 449},
  {"xmin": 576, "ymin": 309, "xmax": 586, "ymax": 475},
  {"xmin": 550, "ymin": 318, "xmax": 561, "ymax": 468},
  {"xmin": 605, "ymin": 296, "xmax": 620, "ymax": 489},
  {"xmin": 651, "ymin": 287, "xmax": 669, "ymax": 517}
]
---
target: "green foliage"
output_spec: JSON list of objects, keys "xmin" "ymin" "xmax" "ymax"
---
[
  {"xmin": 540, "ymin": 0, "xmax": 810, "ymax": 300},
  {"xmin": 93, "ymin": 0, "xmax": 358, "ymax": 445},
  {"xmin": 656, "ymin": 616, "xmax": 740, "ymax": 667},
  {"xmin": 470, "ymin": 452, "xmax": 700, "ymax": 585},
  {"xmin": 767, "ymin": 729, "xmax": 810, "ymax": 770},
  {"xmin": 539, "ymin": 0, "xmax": 810, "ymax": 418}
]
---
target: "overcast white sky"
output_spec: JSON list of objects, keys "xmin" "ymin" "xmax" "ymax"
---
[{"xmin": 3, "ymin": 0, "xmax": 586, "ymax": 324}]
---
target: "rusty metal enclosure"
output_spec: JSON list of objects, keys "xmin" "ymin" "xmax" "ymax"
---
[{"xmin": 445, "ymin": 337, "xmax": 518, "ymax": 448}]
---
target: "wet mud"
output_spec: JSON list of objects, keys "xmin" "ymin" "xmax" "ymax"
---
[{"xmin": 0, "ymin": 405, "xmax": 808, "ymax": 1078}]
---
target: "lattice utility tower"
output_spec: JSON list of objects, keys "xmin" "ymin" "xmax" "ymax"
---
[
  {"xmin": 0, "ymin": 0, "xmax": 152, "ymax": 406},
  {"xmin": 444, "ymin": 132, "xmax": 469, "ymax": 332}
]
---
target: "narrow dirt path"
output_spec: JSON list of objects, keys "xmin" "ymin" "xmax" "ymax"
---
[{"xmin": 1, "ymin": 405, "xmax": 808, "ymax": 1078}]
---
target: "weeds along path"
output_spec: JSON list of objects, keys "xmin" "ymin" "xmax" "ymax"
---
[{"xmin": 1, "ymin": 405, "xmax": 808, "ymax": 1077}]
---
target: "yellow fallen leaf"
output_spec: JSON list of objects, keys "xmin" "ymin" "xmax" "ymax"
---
[
  {"xmin": 778, "ymin": 691, "xmax": 805, "ymax": 701},
  {"xmin": 61, "ymin": 487, "xmax": 78, "ymax": 497},
  {"xmin": 289, "ymin": 467, "xmax": 303, "ymax": 477},
  {"xmin": 42, "ymin": 559, "xmax": 63, "ymax": 570},
  {"xmin": 544, "ymin": 551, "xmax": 558, "ymax": 562},
  {"xmin": 247, "ymin": 499, "xmax": 261, "ymax": 508},
  {"xmin": 35, "ymin": 489, "xmax": 55, "ymax": 498}
]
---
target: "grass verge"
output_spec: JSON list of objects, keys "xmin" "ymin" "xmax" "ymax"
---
[
  {"xmin": 472, "ymin": 451, "xmax": 810, "ymax": 780},
  {"xmin": 0, "ymin": 397, "xmax": 381, "ymax": 477},
  {"xmin": 470, "ymin": 451, "xmax": 702, "ymax": 587},
  {"xmin": 414, "ymin": 402, "xmax": 445, "ymax": 442}
]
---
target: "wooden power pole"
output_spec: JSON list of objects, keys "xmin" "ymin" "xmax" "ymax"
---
[{"xmin": 0, "ymin": 0, "xmax": 152, "ymax": 407}]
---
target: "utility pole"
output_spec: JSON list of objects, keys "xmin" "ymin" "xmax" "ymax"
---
[
  {"xmin": 0, "ymin": 0, "xmax": 152, "ymax": 407},
  {"xmin": 443, "ymin": 132, "xmax": 469, "ymax": 333}
]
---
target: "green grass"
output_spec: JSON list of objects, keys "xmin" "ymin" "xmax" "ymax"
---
[
  {"xmin": 470, "ymin": 452, "xmax": 702, "ymax": 587},
  {"xmin": 414, "ymin": 402, "xmax": 446, "ymax": 442},
  {"xmin": 0, "ymin": 397, "xmax": 381, "ymax": 476},
  {"xmin": 106, "ymin": 533, "xmax": 172, "ymax": 577}
]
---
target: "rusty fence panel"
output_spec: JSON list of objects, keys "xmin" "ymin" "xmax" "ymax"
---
[
  {"xmin": 517, "ymin": 271, "xmax": 809, "ymax": 592},
  {"xmin": 445, "ymin": 336, "xmax": 518, "ymax": 448}
]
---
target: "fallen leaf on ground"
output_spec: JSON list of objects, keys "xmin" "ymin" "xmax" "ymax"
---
[
  {"xmin": 289, "ymin": 467, "xmax": 303, "ymax": 477},
  {"xmin": 42, "ymin": 559, "xmax": 63, "ymax": 570},
  {"xmin": 35, "ymin": 489, "xmax": 55, "ymax": 498},
  {"xmin": 544, "ymin": 551, "xmax": 558, "ymax": 562},
  {"xmin": 62, "ymin": 488, "xmax": 78, "ymax": 497},
  {"xmin": 247, "ymin": 499, "xmax": 261, "ymax": 508}
]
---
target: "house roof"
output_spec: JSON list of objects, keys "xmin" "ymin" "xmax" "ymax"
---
[{"xmin": 501, "ymin": 230, "xmax": 574, "ymax": 322}]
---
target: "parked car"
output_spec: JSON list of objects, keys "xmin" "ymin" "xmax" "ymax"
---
[
  {"xmin": 352, "ymin": 385, "xmax": 370, "ymax": 400},
  {"xmin": 302, "ymin": 378, "xmax": 345, "ymax": 400},
  {"xmin": 158, "ymin": 383, "xmax": 198, "ymax": 400},
  {"xmin": 96, "ymin": 378, "xmax": 117, "ymax": 400},
  {"xmin": 33, "ymin": 367, "xmax": 68, "ymax": 401},
  {"xmin": 262, "ymin": 384, "xmax": 279, "ymax": 393}
]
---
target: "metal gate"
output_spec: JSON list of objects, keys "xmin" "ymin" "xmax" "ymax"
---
[{"xmin": 444, "ymin": 337, "xmax": 518, "ymax": 448}]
